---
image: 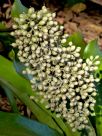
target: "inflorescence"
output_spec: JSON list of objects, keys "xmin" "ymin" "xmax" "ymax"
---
[{"xmin": 11, "ymin": 6, "xmax": 100, "ymax": 131}]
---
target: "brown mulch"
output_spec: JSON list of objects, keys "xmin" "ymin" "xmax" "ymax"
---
[
  {"xmin": 55, "ymin": 3, "xmax": 102, "ymax": 48},
  {"xmin": 0, "ymin": 94, "xmax": 11, "ymax": 112},
  {"xmin": 0, "ymin": 93, "xmax": 25, "ymax": 115}
]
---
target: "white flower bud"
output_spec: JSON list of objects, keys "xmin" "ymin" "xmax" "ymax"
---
[
  {"xmin": 73, "ymin": 67, "xmax": 78, "ymax": 72},
  {"xmin": 76, "ymin": 47, "xmax": 81, "ymax": 52},
  {"xmin": 94, "ymin": 66, "xmax": 98, "ymax": 70},
  {"xmin": 61, "ymin": 39, "xmax": 66, "ymax": 44},
  {"xmin": 74, "ymin": 53, "xmax": 80, "ymax": 57},
  {"xmin": 30, "ymin": 21, "xmax": 35, "ymax": 27},
  {"xmin": 94, "ymin": 61, "xmax": 100, "ymax": 65},
  {"xmin": 42, "ymin": 28, "xmax": 48, "ymax": 33},
  {"xmin": 72, "ymin": 128, "xmax": 76, "ymax": 132},
  {"xmin": 10, "ymin": 32, "xmax": 15, "ymax": 36},
  {"xmin": 31, "ymin": 13, "xmax": 36, "ymax": 19},
  {"xmin": 69, "ymin": 42, "xmax": 73, "ymax": 46},
  {"xmin": 13, "ymin": 24, "xmax": 18, "ymax": 29},
  {"xmin": 82, "ymin": 84, "xmax": 87, "ymax": 89},
  {"xmin": 42, "ymin": 6, "xmax": 48, "ymax": 13},
  {"xmin": 47, "ymin": 21, "xmax": 54, "ymax": 26},
  {"xmin": 28, "ymin": 8, "xmax": 34, "ymax": 14},
  {"xmin": 22, "ymin": 24, "xmax": 28, "ymax": 30},
  {"xmin": 95, "ymin": 78, "xmax": 100, "ymax": 82},
  {"xmin": 11, "ymin": 43, "xmax": 17, "ymax": 47},
  {"xmin": 78, "ymin": 70, "xmax": 84, "ymax": 75},
  {"xmin": 84, "ymin": 102, "xmax": 89, "ymax": 108},
  {"xmin": 52, "ymin": 13, "xmax": 56, "ymax": 18},
  {"xmin": 89, "ymin": 56, "xmax": 93, "ymax": 60},
  {"xmin": 19, "ymin": 18, "xmax": 25, "ymax": 23},
  {"xmin": 92, "ymin": 92, "xmax": 97, "ymax": 96},
  {"xmin": 70, "ymin": 46, "xmax": 76, "ymax": 51},
  {"xmin": 39, "ymin": 20, "xmax": 46, "ymax": 25},
  {"xmin": 60, "ymin": 26, "xmax": 64, "ymax": 30}
]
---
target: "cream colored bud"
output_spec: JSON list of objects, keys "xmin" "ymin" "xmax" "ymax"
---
[
  {"xmin": 31, "ymin": 13, "xmax": 36, "ymax": 19},
  {"xmin": 92, "ymin": 92, "xmax": 97, "ymax": 96},
  {"xmin": 39, "ymin": 20, "xmax": 46, "ymax": 25},
  {"xmin": 74, "ymin": 53, "xmax": 80, "ymax": 57},
  {"xmin": 95, "ymin": 55, "xmax": 99, "ymax": 59},
  {"xmin": 61, "ymin": 39, "xmax": 66, "ymax": 44},
  {"xmin": 28, "ymin": 8, "xmax": 34, "ymax": 14},
  {"xmin": 60, "ymin": 26, "xmax": 64, "ymax": 30},
  {"xmin": 76, "ymin": 47, "xmax": 81, "ymax": 52},
  {"xmin": 94, "ymin": 61, "xmax": 100, "ymax": 65},
  {"xmin": 48, "ymin": 21, "xmax": 54, "ymax": 26},
  {"xmin": 42, "ymin": 6, "xmax": 48, "ymax": 13},
  {"xmin": 10, "ymin": 32, "xmax": 15, "ymax": 36},
  {"xmin": 13, "ymin": 24, "xmax": 18, "ymax": 29},
  {"xmin": 22, "ymin": 24, "xmax": 28, "ymax": 30},
  {"xmin": 52, "ymin": 13, "xmax": 56, "ymax": 18},
  {"xmin": 30, "ymin": 21, "xmax": 35, "ymax": 27},
  {"xmin": 69, "ymin": 42, "xmax": 73, "ymax": 46},
  {"xmin": 95, "ymin": 78, "xmax": 100, "ymax": 82},
  {"xmin": 70, "ymin": 46, "xmax": 76, "ymax": 51},
  {"xmin": 73, "ymin": 67, "xmax": 78, "ymax": 72},
  {"xmin": 11, "ymin": 43, "xmax": 17, "ymax": 47}
]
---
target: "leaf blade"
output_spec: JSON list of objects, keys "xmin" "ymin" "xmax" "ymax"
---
[{"xmin": 0, "ymin": 111, "xmax": 60, "ymax": 136}]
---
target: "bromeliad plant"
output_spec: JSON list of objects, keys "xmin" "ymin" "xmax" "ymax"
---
[
  {"xmin": 0, "ymin": 4, "xmax": 102, "ymax": 136},
  {"xmin": 10, "ymin": 6, "xmax": 100, "ymax": 133}
]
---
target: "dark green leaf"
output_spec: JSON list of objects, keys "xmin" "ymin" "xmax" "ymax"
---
[
  {"xmin": 83, "ymin": 39, "xmax": 102, "ymax": 59},
  {"xmin": 0, "ymin": 22, "xmax": 7, "ymax": 31},
  {"xmin": 0, "ymin": 32, "xmax": 15, "ymax": 46},
  {"xmin": 11, "ymin": 0, "xmax": 28, "ymax": 17},
  {"xmin": 0, "ymin": 111, "xmax": 60, "ymax": 136},
  {"xmin": 95, "ymin": 80, "xmax": 102, "ymax": 136}
]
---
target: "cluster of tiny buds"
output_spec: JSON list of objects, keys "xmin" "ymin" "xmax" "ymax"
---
[{"xmin": 11, "ymin": 6, "xmax": 100, "ymax": 132}]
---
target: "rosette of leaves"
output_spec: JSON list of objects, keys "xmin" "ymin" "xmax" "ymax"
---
[{"xmin": 10, "ymin": 6, "xmax": 100, "ymax": 132}]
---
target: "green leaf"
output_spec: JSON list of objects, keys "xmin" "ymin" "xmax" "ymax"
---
[
  {"xmin": 95, "ymin": 80, "xmax": 102, "ymax": 136},
  {"xmin": 9, "ymin": 49, "xmax": 15, "ymax": 60},
  {"xmin": 0, "ymin": 111, "xmax": 60, "ymax": 136},
  {"xmin": 96, "ymin": 63, "xmax": 102, "ymax": 79},
  {"xmin": 11, "ymin": 0, "xmax": 28, "ymax": 17},
  {"xmin": 0, "ymin": 32, "xmax": 15, "ymax": 46},
  {"xmin": 0, "ymin": 22, "xmax": 7, "ymax": 31},
  {"xmin": 83, "ymin": 39, "xmax": 102, "ymax": 59},
  {"xmin": 63, "ymin": 32, "xmax": 86, "ymax": 57}
]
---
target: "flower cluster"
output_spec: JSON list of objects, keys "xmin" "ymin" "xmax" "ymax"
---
[{"xmin": 11, "ymin": 6, "xmax": 100, "ymax": 131}]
